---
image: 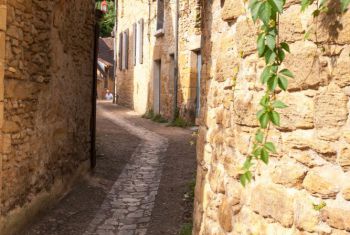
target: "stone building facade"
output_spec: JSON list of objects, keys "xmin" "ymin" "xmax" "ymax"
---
[
  {"xmin": 0, "ymin": 1, "xmax": 95, "ymax": 234},
  {"xmin": 97, "ymin": 37, "xmax": 114, "ymax": 100},
  {"xmin": 194, "ymin": 0, "xmax": 350, "ymax": 234},
  {"xmin": 116, "ymin": 0, "xmax": 202, "ymax": 121}
]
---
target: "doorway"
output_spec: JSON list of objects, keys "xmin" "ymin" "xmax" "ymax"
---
[{"xmin": 154, "ymin": 60, "xmax": 161, "ymax": 114}]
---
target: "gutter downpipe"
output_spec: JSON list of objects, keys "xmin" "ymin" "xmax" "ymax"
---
[
  {"xmin": 91, "ymin": 10, "xmax": 103, "ymax": 169},
  {"xmin": 173, "ymin": 0, "xmax": 179, "ymax": 121},
  {"xmin": 113, "ymin": 0, "xmax": 119, "ymax": 104}
]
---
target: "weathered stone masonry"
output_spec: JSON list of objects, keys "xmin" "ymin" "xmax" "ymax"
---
[
  {"xmin": 0, "ymin": 1, "xmax": 95, "ymax": 234},
  {"xmin": 194, "ymin": 0, "xmax": 350, "ymax": 234},
  {"xmin": 116, "ymin": 0, "xmax": 202, "ymax": 121}
]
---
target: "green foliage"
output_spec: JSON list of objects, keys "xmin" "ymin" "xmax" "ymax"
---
[
  {"xmin": 169, "ymin": 117, "xmax": 192, "ymax": 128},
  {"xmin": 241, "ymin": 0, "xmax": 293, "ymax": 186},
  {"xmin": 179, "ymin": 223, "xmax": 193, "ymax": 235},
  {"xmin": 240, "ymin": 0, "xmax": 349, "ymax": 186},
  {"xmin": 185, "ymin": 179, "xmax": 196, "ymax": 202},
  {"xmin": 96, "ymin": 0, "xmax": 115, "ymax": 37},
  {"xmin": 301, "ymin": 0, "xmax": 350, "ymax": 13},
  {"xmin": 313, "ymin": 201, "xmax": 327, "ymax": 211},
  {"xmin": 179, "ymin": 180, "xmax": 196, "ymax": 235},
  {"xmin": 152, "ymin": 114, "xmax": 168, "ymax": 123},
  {"xmin": 142, "ymin": 109, "xmax": 168, "ymax": 123},
  {"xmin": 142, "ymin": 109, "xmax": 155, "ymax": 119}
]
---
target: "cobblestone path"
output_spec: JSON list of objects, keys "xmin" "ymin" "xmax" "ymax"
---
[
  {"xmin": 84, "ymin": 106, "xmax": 168, "ymax": 235},
  {"xmin": 19, "ymin": 102, "xmax": 196, "ymax": 235}
]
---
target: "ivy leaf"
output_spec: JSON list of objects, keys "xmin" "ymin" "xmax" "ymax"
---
[
  {"xmin": 240, "ymin": 174, "xmax": 247, "ymax": 186},
  {"xmin": 258, "ymin": 2, "xmax": 272, "ymax": 25},
  {"xmin": 272, "ymin": 100, "xmax": 288, "ymax": 109},
  {"xmin": 253, "ymin": 147, "xmax": 263, "ymax": 157},
  {"xmin": 341, "ymin": 0, "xmax": 350, "ymax": 12},
  {"xmin": 267, "ymin": 0, "xmax": 284, "ymax": 13},
  {"xmin": 257, "ymin": 109, "xmax": 266, "ymax": 119},
  {"xmin": 278, "ymin": 76, "xmax": 288, "ymax": 91},
  {"xmin": 249, "ymin": 0, "xmax": 259, "ymax": 8},
  {"xmin": 246, "ymin": 171, "xmax": 253, "ymax": 181},
  {"xmin": 255, "ymin": 130, "xmax": 264, "ymax": 143},
  {"xmin": 267, "ymin": 75, "xmax": 278, "ymax": 91},
  {"xmin": 280, "ymin": 68, "xmax": 294, "ymax": 78},
  {"xmin": 259, "ymin": 112, "xmax": 270, "ymax": 128},
  {"xmin": 312, "ymin": 9, "xmax": 320, "ymax": 17},
  {"xmin": 243, "ymin": 158, "xmax": 252, "ymax": 170},
  {"xmin": 240, "ymin": 171, "xmax": 253, "ymax": 186},
  {"xmin": 280, "ymin": 42, "xmax": 290, "ymax": 52},
  {"xmin": 259, "ymin": 95, "xmax": 270, "ymax": 107},
  {"xmin": 265, "ymin": 50, "xmax": 277, "ymax": 64},
  {"xmin": 301, "ymin": 0, "xmax": 314, "ymax": 11},
  {"xmin": 264, "ymin": 142, "xmax": 277, "ymax": 153},
  {"xmin": 260, "ymin": 148, "xmax": 269, "ymax": 164},
  {"xmin": 266, "ymin": 34, "xmax": 276, "ymax": 50},
  {"xmin": 269, "ymin": 111, "xmax": 280, "ymax": 126},
  {"xmin": 277, "ymin": 48, "xmax": 286, "ymax": 62},
  {"xmin": 257, "ymin": 33, "xmax": 266, "ymax": 57},
  {"xmin": 261, "ymin": 66, "xmax": 271, "ymax": 84},
  {"xmin": 250, "ymin": 0, "xmax": 263, "ymax": 22},
  {"xmin": 319, "ymin": 0, "xmax": 328, "ymax": 7}
]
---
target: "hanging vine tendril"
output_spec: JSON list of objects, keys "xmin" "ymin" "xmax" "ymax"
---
[{"xmin": 239, "ymin": 0, "xmax": 350, "ymax": 186}]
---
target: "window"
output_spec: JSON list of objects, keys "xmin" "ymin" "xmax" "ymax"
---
[{"xmin": 156, "ymin": 0, "xmax": 164, "ymax": 30}]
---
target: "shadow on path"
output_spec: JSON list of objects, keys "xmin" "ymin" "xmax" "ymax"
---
[{"xmin": 19, "ymin": 102, "xmax": 196, "ymax": 235}]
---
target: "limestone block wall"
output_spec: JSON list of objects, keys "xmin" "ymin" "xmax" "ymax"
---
[
  {"xmin": 0, "ymin": 0, "xmax": 95, "ymax": 234},
  {"xmin": 178, "ymin": 0, "xmax": 203, "ymax": 121},
  {"xmin": 116, "ymin": 0, "xmax": 151, "ymax": 114},
  {"xmin": 116, "ymin": 0, "xmax": 202, "ymax": 121},
  {"xmin": 116, "ymin": 0, "xmax": 177, "ymax": 118},
  {"xmin": 194, "ymin": 0, "xmax": 350, "ymax": 234}
]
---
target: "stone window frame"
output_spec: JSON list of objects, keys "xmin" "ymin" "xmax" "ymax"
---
[{"xmin": 155, "ymin": 0, "xmax": 165, "ymax": 37}]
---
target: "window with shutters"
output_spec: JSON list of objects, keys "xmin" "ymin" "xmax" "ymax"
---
[{"xmin": 156, "ymin": 0, "xmax": 164, "ymax": 31}]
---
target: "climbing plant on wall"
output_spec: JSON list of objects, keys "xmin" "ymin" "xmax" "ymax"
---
[
  {"xmin": 96, "ymin": 0, "xmax": 116, "ymax": 37},
  {"xmin": 240, "ymin": 0, "xmax": 350, "ymax": 186}
]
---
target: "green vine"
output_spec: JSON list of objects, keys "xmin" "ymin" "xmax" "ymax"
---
[{"xmin": 239, "ymin": 0, "xmax": 350, "ymax": 186}]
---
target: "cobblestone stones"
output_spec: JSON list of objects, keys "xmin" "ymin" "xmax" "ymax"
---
[{"xmin": 84, "ymin": 106, "xmax": 168, "ymax": 235}]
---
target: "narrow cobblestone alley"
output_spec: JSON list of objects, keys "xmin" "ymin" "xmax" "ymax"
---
[{"xmin": 18, "ymin": 102, "xmax": 196, "ymax": 235}]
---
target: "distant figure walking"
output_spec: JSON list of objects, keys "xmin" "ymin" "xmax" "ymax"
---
[{"xmin": 105, "ymin": 89, "xmax": 113, "ymax": 100}]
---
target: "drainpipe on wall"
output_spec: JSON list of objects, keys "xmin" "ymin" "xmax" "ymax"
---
[
  {"xmin": 173, "ymin": 0, "xmax": 179, "ymax": 121},
  {"xmin": 113, "ymin": 0, "xmax": 119, "ymax": 104},
  {"xmin": 91, "ymin": 9, "xmax": 103, "ymax": 169}
]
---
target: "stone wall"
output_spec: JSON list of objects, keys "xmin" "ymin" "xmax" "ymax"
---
[
  {"xmin": 194, "ymin": 0, "xmax": 350, "ymax": 234},
  {"xmin": 178, "ymin": 0, "xmax": 202, "ymax": 121},
  {"xmin": 0, "ymin": 0, "xmax": 95, "ymax": 234},
  {"xmin": 116, "ymin": 0, "xmax": 176, "ymax": 118},
  {"xmin": 116, "ymin": 0, "xmax": 202, "ymax": 121}
]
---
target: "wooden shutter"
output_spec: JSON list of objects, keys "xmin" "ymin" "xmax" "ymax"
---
[
  {"xmin": 125, "ymin": 29, "xmax": 129, "ymax": 69},
  {"xmin": 133, "ymin": 23, "xmax": 137, "ymax": 66},
  {"xmin": 119, "ymin": 32, "xmax": 123, "ymax": 70},
  {"xmin": 156, "ymin": 0, "xmax": 164, "ymax": 30},
  {"xmin": 139, "ymin": 19, "xmax": 144, "ymax": 64}
]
